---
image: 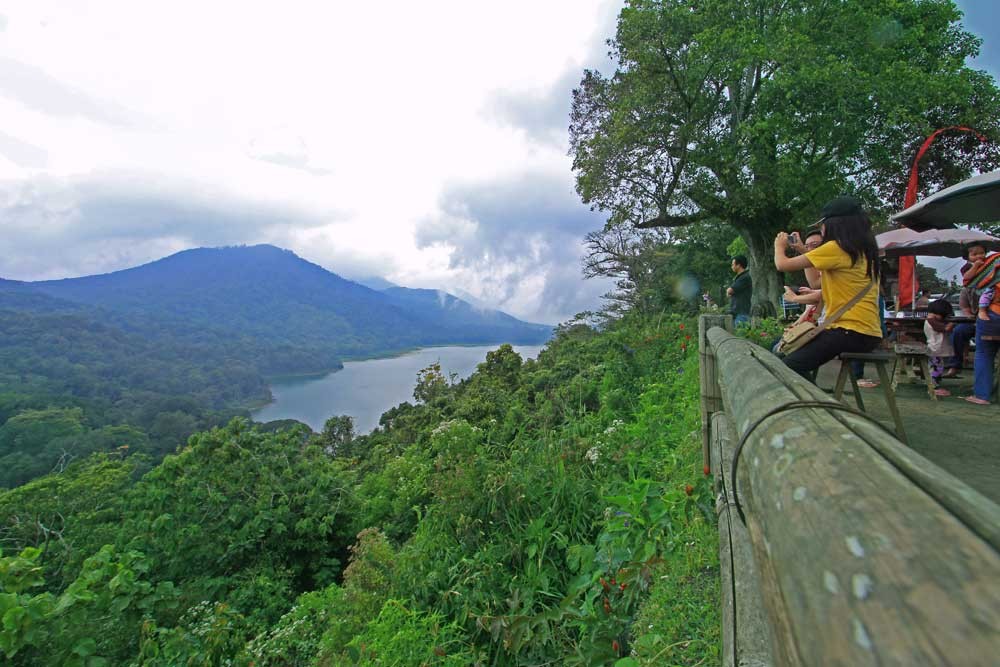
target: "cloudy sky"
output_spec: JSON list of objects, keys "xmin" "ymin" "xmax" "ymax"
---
[{"xmin": 0, "ymin": 1, "xmax": 997, "ymax": 322}]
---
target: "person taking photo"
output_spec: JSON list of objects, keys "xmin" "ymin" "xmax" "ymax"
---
[{"xmin": 772, "ymin": 196, "xmax": 882, "ymax": 379}]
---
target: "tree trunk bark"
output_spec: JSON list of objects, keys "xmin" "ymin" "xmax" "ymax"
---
[{"xmin": 742, "ymin": 229, "xmax": 783, "ymax": 316}]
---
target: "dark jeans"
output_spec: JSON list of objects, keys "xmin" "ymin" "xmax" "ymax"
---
[
  {"xmin": 973, "ymin": 313, "xmax": 1000, "ymax": 401},
  {"xmin": 946, "ymin": 323, "xmax": 975, "ymax": 369},
  {"xmin": 783, "ymin": 328, "xmax": 881, "ymax": 380}
]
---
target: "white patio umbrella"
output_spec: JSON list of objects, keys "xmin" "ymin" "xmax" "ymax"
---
[
  {"xmin": 877, "ymin": 227, "xmax": 1000, "ymax": 312},
  {"xmin": 876, "ymin": 227, "xmax": 1000, "ymax": 258},
  {"xmin": 890, "ymin": 169, "xmax": 1000, "ymax": 231}
]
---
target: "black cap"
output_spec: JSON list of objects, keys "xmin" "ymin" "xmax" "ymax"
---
[{"xmin": 819, "ymin": 195, "xmax": 864, "ymax": 220}]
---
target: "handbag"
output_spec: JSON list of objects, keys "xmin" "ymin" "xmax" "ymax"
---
[{"xmin": 776, "ymin": 280, "xmax": 875, "ymax": 356}]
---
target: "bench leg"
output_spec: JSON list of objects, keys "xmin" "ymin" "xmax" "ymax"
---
[
  {"xmin": 847, "ymin": 371, "xmax": 865, "ymax": 411},
  {"xmin": 875, "ymin": 362, "xmax": 907, "ymax": 444},
  {"xmin": 918, "ymin": 357, "xmax": 936, "ymax": 400},
  {"xmin": 833, "ymin": 362, "xmax": 850, "ymax": 403}
]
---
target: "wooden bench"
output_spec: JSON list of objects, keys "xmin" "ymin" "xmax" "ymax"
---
[
  {"xmin": 891, "ymin": 342, "xmax": 937, "ymax": 400},
  {"xmin": 833, "ymin": 351, "xmax": 907, "ymax": 443}
]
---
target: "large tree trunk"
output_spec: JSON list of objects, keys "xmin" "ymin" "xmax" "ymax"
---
[{"xmin": 742, "ymin": 229, "xmax": 783, "ymax": 317}]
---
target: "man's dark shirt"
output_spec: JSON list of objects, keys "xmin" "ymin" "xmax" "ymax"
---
[{"xmin": 729, "ymin": 270, "xmax": 752, "ymax": 317}]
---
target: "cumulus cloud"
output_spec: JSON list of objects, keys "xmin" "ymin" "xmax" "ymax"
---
[
  {"xmin": 0, "ymin": 130, "xmax": 48, "ymax": 168},
  {"xmin": 0, "ymin": 57, "xmax": 142, "ymax": 127},
  {"xmin": 484, "ymin": 1, "xmax": 619, "ymax": 147},
  {"xmin": 485, "ymin": 68, "xmax": 580, "ymax": 148},
  {"xmin": 248, "ymin": 127, "xmax": 332, "ymax": 176},
  {"xmin": 416, "ymin": 170, "xmax": 613, "ymax": 323},
  {"xmin": 0, "ymin": 170, "xmax": 339, "ymax": 280}
]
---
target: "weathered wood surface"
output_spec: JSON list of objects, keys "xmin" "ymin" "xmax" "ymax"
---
[
  {"xmin": 712, "ymin": 411, "xmax": 775, "ymax": 667},
  {"xmin": 706, "ymin": 325, "xmax": 1000, "ymax": 666},
  {"xmin": 699, "ymin": 313, "xmax": 732, "ymax": 471},
  {"xmin": 734, "ymin": 331, "xmax": 1000, "ymax": 550}
]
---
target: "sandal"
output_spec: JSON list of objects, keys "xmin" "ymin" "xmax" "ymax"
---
[
  {"xmin": 856, "ymin": 379, "xmax": 879, "ymax": 388},
  {"xmin": 963, "ymin": 396, "xmax": 991, "ymax": 405},
  {"xmin": 934, "ymin": 388, "xmax": 951, "ymax": 397}
]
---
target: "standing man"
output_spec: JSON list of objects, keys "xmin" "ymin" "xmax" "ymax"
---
[{"xmin": 727, "ymin": 255, "xmax": 753, "ymax": 326}]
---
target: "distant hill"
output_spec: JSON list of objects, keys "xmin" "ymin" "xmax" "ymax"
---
[
  {"xmin": 351, "ymin": 276, "xmax": 398, "ymax": 291},
  {"xmin": 0, "ymin": 246, "xmax": 550, "ymax": 486},
  {"xmin": 27, "ymin": 245, "xmax": 551, "ymax": 363},
  {"xmin": 381, "ymin": 287, "xmax": 552, "ymax": 344}
]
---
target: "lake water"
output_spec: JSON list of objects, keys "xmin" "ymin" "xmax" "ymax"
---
[{"xmin": 251, "ymin": 344, "xmax": 544, "ymax": 433}]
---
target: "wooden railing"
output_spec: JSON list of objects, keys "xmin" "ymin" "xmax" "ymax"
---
[{"xmin": 698, "ymin": 314, "xmax": 1000, "ymax": 666}]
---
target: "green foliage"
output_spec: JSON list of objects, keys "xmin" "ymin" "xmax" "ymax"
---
[
  {"xmin": 726, "ymin": 237, "xmax": 748, "ymax": 261},
  {"xmin": 735, "ymin": 317, "xmax": 787, "ymax": 348},
  {"xmin": 135, "ymin": 601, "xmax": 247, "ymax": 667},
  {"xmin": 120, "ymin": 420, "xmax": 358, "ymax": 616},
  {"xmin": 242, "ymin": 585, "xmax": 343, "ymax": 667},
  {"xmin": 413, "ymin": 362, "xmax": 450, "ymax": 405},
  {"xmin": 571, "ymin": 0, "xmax": 1000, "ymax": 306},
  {"xmin": 0, "ymin": 452, "xmax": 146, "ymax": 592},
  {"xmin": 0, "ymin": 405, "xmax": 150, "ymax": 489},
  {"xmin": 345, "ymin": 600, "xmax": 474, "ymax": 666},
  {"xmin": 1, "ymin": 545, "xmax": 179, "ymax": 665},
  {"xmin": 1, "ymin": 308, "xmax": 719, "ymax": 665},
  {"xmin": 318, "ymin": 415, "xmax": 355, "ymax": 457},
  {"xmin": 314, "ymin": 528, "xmax": 399, "ymax": 663}
]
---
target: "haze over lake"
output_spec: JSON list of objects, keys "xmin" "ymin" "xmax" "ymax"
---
[{"xmin": 252, "ymin": 344, "xmax": 545, "ymax": 433}]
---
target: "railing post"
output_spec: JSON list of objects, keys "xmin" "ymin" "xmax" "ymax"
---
[{"xmin": 699, "ymin": 313, "xmax": 733, "ymax": 472}]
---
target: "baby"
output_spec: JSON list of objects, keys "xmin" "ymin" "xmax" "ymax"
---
[{"xmin": 979, "ymin": 287, "xmax": 996, "ymax": 321}]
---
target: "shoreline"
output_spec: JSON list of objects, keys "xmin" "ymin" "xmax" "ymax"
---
[
  {"xmin": 262, "ymin": 339, "xmax": 551, "ymax": 380},
  {"xmin": 250, "ymin": 342, "xmax": 547, "ymax": 421}
]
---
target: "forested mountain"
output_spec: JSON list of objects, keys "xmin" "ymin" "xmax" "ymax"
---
[
  {"xmin": 381, "ymin": 286, "xmax": 552, "ymax": 344},
  {"xmin": 0, "ymin": 283, "xmax": 268, "ymax": 487},
  {"xmin": 29, "ymin": 244, "xmax": 551, "ymax": 357},
  {"xmin": 0, "ymin": 246, "xmax": 550, "ymax": 487}
]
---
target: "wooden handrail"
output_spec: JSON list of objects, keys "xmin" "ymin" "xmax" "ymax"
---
[{"xmin": 701, "ymin": 317, "xmax": 1000, "ymax": 666}]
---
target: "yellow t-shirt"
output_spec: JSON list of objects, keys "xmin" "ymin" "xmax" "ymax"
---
[{"xmin": 805, "ymin": 241, "xmax": 882, "ymax": 338}]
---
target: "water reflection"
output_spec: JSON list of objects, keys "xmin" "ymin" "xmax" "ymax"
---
[{"xmin": 251, "ymin": 344, "xmax": 543, "ymax": 433}]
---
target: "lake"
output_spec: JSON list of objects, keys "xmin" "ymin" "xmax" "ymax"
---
[{"xmin": 251, "ymin": 344, "xmax": 545, "ymax": 433}]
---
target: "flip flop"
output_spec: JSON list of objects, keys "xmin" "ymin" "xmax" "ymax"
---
[
  {"xmin": 856, "ymin": 379, "xmax": 879, "ymax": 388},
  {"xmin": 934, "ymin": 388, "xmax": 951, "ymax": 397},
  {"xmin": 963, "ymin": 396, "xmax": 991, "ymax": 405}
]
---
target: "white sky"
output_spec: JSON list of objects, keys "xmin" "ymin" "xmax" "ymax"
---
[
  {"xmin": 0, "ymin": 0, "xmax": 620, "ymax": 323},
  {"xmin": 2, "ymin": 1, "xmax": 995, "ymax": 321}
]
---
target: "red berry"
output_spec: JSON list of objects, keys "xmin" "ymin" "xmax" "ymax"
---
[
  {"xmin": 685, "ymin": 484, "xmax": 694, "ymax": 496},
  {"xmin": 600, "ymin": 577, "xmax": 609, "ymax": 591},
  {"xmin": 679, "ymin": 323, "xmax": 685, "ymax": 330},
  {"xmin": 620, "ymin": 582, "xmax": 626, "ymax": 591},
  {"xmin": 703, "ymin": 465, "xmax": 711, "ymax": 476},
  {"xmin": 612, "ymin": 639, "xmax": 620, "ymax": 653}
]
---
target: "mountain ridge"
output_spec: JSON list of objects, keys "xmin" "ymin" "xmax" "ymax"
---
[{"xmin": 24, "ymin": 244, "xmax": 551, "ymax": 362}]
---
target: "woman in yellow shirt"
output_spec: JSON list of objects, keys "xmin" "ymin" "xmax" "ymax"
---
[{"xmin": 773, "ymin": 196, "xmax": 882, "ymax": 379}]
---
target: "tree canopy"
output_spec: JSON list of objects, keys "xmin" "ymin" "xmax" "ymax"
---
[{"xmin": 570, "ymin": 0, "xmax": 1000, "ymax": 305}]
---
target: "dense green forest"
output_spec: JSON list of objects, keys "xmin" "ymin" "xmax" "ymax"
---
[
  {"xmin": 0, "ymin": 245, "xmax": 551, "ymax": 488},
  {"xmin": 0, "ymin": 310, "xmax": 720, "ymax": 666},
  {"xmin": 0, "ymin": 305, "xmax": 268, "ymax": 488}
]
